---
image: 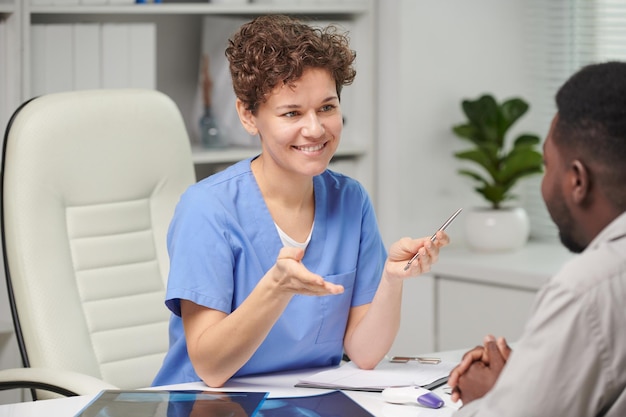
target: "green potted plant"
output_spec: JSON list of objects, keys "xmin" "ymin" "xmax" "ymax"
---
[{"xmin": 452, "ymin": 94, "xmax": 543, "ymax": 251}]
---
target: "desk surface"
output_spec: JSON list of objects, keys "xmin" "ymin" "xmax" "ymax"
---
[{"xmin": 0, "ymin": 351, "xmax": 465, "ymax": 417}]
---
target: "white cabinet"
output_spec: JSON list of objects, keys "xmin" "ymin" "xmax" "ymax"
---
[
  {"xmin": 431, "ymin": 242, "xmax": 575, "ymax": 351},
  {"xmin": 436, "ymin": 278, "xmax": 537, "ymax": 351}
]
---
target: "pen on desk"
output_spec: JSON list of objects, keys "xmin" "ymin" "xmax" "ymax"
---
[
  {"xmin": 389, "ymin": 356, "xmax": 441, "ymax": 364},
  {"xmin": 404, "ymin": 208, "xmax": 463, "ymax": 271}
]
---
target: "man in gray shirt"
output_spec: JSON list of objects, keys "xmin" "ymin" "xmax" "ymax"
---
[{"xmin": 448, "ymin": 61, "xmax": 626, "ymax": 416}]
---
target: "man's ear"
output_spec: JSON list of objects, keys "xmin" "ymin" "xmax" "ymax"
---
[
  {"xmin": 235, "ymin": 99, "xmax": 258, "ymax": 136},
  {"xmin": 570, "ymin": 159, "xmax": 590, "ymax": 205}
]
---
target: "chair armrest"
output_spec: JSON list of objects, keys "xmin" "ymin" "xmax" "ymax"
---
[{"xmin": 0, "ymin": 367, "xmax": 119, "ymax": 397}]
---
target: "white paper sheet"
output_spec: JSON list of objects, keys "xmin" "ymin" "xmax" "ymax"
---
[{"xmin": 296, "ymin": 360, "xmax": 456, "ymax": 391}]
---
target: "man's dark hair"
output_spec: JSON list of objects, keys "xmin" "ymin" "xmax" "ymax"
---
[{"xmin": 555, "ymin": 61, "xmax": 626, "ymax": 210}]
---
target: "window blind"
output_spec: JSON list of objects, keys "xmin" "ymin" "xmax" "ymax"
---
[{"xmin": 522, "ymin": 0, "xmax": 626, "ymax": 241}]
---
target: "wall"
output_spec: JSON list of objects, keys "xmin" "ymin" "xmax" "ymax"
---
[
  {"xmin": 378, "ymin": 0, "xmax": 538, "ymax": 355},
  {"xmin": 377, "ymin": 0, "xmax": 537, "ymax": 245}
]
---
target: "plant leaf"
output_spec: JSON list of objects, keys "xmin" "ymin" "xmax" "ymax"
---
[
  {"xmin": 451, "ymin": 93, "xmax": 542, "ymax": 209},
  {"xmin": 457, "ymin": 169, "xmax": 489, "ymax": 185},
  {"xmin": 454, "ymin": 149, "xmax": 498, "ymax": 180},
  {"xmin": 461, "ymin": 95, "xmax": 500, "ymax": 145},
  {"xmin": 513, "ymin": 134, "xmax": 541, "ymax": 148},
  {"xmin": 498, "ymin": 149, "xmax": 544, "ymax": 185},
  {"xmin": 476, "ymin": 184, "xmax": 506, "ymax": 209},
  {"xmin": 500, "ymin": 98, "xmax": 529, "ymax": 135},
  {"xmin": 452, "ymin": 123, "xmax": 478, "ymax": 142}
]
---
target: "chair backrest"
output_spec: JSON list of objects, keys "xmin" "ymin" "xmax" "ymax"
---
[{"xmin": 1, "ymin": 89, "xmax": 195, "ymax": 390}]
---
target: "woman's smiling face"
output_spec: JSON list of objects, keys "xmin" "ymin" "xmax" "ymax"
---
[{"xmin": 251, "ymin": 67, "xmax": 342, "ymax": 178}]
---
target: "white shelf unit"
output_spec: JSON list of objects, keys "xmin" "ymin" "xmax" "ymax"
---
[
  {"xmin": 5, "ymin": 1, "xmax": 376, "ymax": 188},
  {"xmin": 0, "ymin": 1, "xmax": 19, "ymax": 133}
]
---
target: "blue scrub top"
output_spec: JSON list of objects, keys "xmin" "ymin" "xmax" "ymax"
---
[{"xmin": 153, "ymin": 158, "xmax": 387, "ymax": 386}]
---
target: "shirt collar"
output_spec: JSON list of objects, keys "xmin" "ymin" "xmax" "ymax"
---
[{"xmin": 586, "ymin": 211, "xmax": 626, "ymax": 251}]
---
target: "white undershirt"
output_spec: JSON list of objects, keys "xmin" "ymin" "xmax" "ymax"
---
[{"xmin": 274, "ymin": 222, "xmax": 314, "ymax": 250}]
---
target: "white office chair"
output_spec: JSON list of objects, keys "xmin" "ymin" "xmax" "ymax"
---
[{"xmin": 0, "ymin": 89, "xmax": 196, "ymax": 399}]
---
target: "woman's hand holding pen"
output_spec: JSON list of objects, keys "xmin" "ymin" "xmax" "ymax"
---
[
  {"xmin": 344, "ymin": 231, "xmax": 449, "ymax": 369},
  {"xmin": 387, "ymin": 231, "xmax": 450, "ymax": 278},
  {"xmin": 269, "ymin": 247, "xmax": 344, "ymax": 296}
]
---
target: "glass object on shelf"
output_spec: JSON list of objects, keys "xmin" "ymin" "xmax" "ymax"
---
[
  {"xmin": 199, "ymin": 53, "xmax": 228, "ymax": 148},
  {"xmin": 199, "ymin": 106, "xmax": 228, "ymax": 148}
]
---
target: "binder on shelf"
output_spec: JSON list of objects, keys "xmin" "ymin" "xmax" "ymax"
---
[
  {"xmin": 32, "ymin": 24, "xmax": 76, "ymax": 95},
  {"xmin": 0, "ymin": 20, "xmax": 6, "ymax": 128},
  {"xmin": 101, "ymin": 23, "xmax": 130, "ymax": 88},
  {"xmin": 129, "ymin": 23, "xmax": 156, "ymax": 89},
  {"xmin": 107, "ymin": 0, "xmax": 136, "ymax": 5},
  {"xmin": 80, "ymin": 0, "xmax": 108, "ymax": 5},
  {"xmin": 102, "ymin": 23, "xmax": 156, "ymax": 89},
  {"xmin": 44, "ymin": 24, "xmax": 74, "ymax": 94},
  {"xmin": 30, "ymin": 24, "xmax": 46, "ymax": 97},
  {"xmin": 73, "ymin": 24, "xmax": 101, "ymax": 90}
]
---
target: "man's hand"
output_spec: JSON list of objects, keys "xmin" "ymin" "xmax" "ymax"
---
[
  {"xmin": 448, "ymin": 335, "xmax": 512, "ymax": 403},
  {"xmin": 448, "ymin": 345, "xmax": 485, "ymax": 402}
]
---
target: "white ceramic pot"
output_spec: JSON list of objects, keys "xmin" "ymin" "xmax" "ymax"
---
[{"xmin": 464, "ymin": 207, "xmax": 530, "ymax": 252}]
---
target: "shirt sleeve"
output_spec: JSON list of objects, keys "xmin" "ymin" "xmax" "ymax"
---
[
  {"xmin": 351, "ymin": 183, "xmax": 387, "ymax": 306},
  {"xmin": 164, "ymin": 185, "xmax": 236, "ymax": 316}
]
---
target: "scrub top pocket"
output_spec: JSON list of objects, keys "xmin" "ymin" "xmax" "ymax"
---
[{"xmin": 315, "ymin": 269, "xmax": 356, "ymax": 344}]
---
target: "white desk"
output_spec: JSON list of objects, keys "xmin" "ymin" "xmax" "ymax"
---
[{"xmin": 0, "ymin": 351, "xmax": 464, "ymax": 417}]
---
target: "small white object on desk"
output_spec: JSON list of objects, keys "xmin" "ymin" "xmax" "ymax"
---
[{"xmin": 382, "ymin": 386, "xmax": 445, "ymax": 409}]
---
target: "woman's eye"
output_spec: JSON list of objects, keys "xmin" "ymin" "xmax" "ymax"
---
[
  {"xmin": 320, "ymin": 104, "xmax": 336, "ymax": 112},
  {"xmin": 283, "ymin": 111, "xmax": 298, "ymax": 118}
]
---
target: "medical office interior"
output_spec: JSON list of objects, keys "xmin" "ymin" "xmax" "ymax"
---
[{"xmin": 0, "ymin": 0, "xmax": 620, "ymax": 405}]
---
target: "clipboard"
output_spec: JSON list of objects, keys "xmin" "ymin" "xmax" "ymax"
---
[{"xmin": 295, "ymin": 359, "xmax": 455, "ymax": 392}]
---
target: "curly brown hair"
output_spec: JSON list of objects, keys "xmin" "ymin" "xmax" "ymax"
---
[{"xmin": 225, "ymin": 15, "xmax": 357, "ymax": 113}]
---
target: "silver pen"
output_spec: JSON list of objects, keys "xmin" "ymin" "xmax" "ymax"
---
[
  {"xmin": 389, "ymin": 356, "xmax": 442, "ymax": 364},
  {"xmin": 403, "ymin": 208, "xmax": 463, "ymax": 271}
]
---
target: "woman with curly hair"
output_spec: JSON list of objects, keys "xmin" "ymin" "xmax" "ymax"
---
[{"xmin": 153, "ymin": 15, "xmax": 449, "ymax": 388}]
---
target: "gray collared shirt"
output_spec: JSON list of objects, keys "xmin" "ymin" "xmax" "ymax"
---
[{"xmin": 455, "ymin": 212, "xmax": 626, "ymax": 417}]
